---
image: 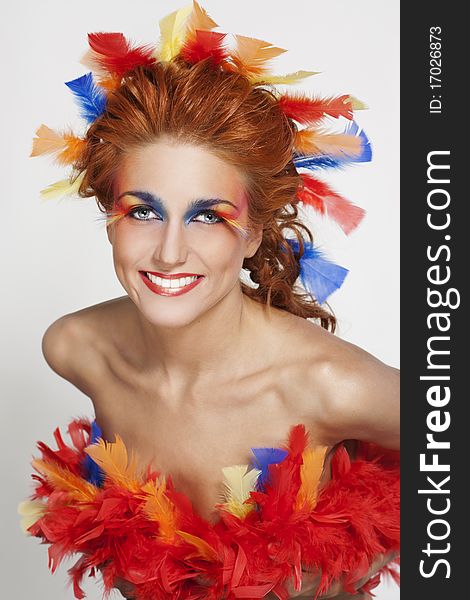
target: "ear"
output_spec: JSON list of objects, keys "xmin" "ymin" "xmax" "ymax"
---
[{"xmin": 244, "ymin": 225, "xmax": 263, "ymax": 259}]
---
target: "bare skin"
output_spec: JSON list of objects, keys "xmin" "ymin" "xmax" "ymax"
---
[
  {"xmin": 43, "ymin": 294, "xmax": 399, "ymax": 599},
  {"xmin": 41, "ymin": 140, "xmax": 399, "ymax": 598}
]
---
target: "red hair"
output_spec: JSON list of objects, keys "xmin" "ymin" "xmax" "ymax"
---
[{"xmin": 76, "ymin": 59, "xmax": 336, "ymax": 331}]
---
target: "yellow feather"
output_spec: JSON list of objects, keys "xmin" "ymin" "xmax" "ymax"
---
[
  {"xmin": 345, "ymin": 95, "xmax": 369, "ymax": 110},
  {"xmin": 40, "ymin": 171, "xmax": 85, "ymax": 201},
  {"xmin": 232, "ymin": 35, "xmax": 287, "ymax": 78},
  {"xmin": 31, "ymin": 459, "xmax": 98, "ymax": 502},
  {"xmin": 84, "ymin": 435, "xmax": 142, "ymax": 491},
  {"xmin": 177, "ymin": 530, "xmax": 218, "ymax": 561},
  {"xmin": 17, "ymin": 499, "xmax": 48, "ymax": 534},
  {"xmin": 295, "ymin": 446, "xmax": 328, "ymax": 511},
  {"xmin": 220, "ymin": 464, "xmax": 261, "ymax": 519},
  {"xmin": 250, "ymin": 70, "xmax": 320, "ymax": 85},
  {"xmin": 156, "ymin": 4, "xmax": 194, "ymax": 61},
  {"xmin": 140, "ymin": 477, "xmax": 178, "ymax": 542},
  {"xmin": 294, "ymin": 128, "xmax": 363, "ymax": 158}
]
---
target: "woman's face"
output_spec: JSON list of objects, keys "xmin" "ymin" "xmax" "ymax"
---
[{"xmin": 108, "ymin": 139, "xmax": 262, "ymax": 328}]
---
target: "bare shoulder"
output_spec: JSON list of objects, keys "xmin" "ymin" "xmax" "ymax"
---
[
  {"xmin": 42, "ymin": 296, "xmax": 130, "ymax": 396},
  {"xmin": 281, "ymin": 317, "xmax": 400, "ymax": 449}
]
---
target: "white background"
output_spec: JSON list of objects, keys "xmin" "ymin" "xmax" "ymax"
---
[{"xmin": 0, "ymin": 1, "xmax": 399, "ymax": 598}]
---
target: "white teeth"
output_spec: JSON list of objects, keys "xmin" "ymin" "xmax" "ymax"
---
[{"xmin": 146, "ymin": 273, "xmax": 199, "ymax": 288}]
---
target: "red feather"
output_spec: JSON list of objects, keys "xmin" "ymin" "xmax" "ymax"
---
[
  {"xmin": 254, "ymin": 426, "xmax": 308, "ymax": 521},
  {"xmin": 298, "ymin": 173, "xmax": 365, "ymax": 235},
  {"xmin": 287, "ymin": 424, "xmax": 309, "ymax": 456},
  {"xmin": 31, "ymin": 473, "xmax": 54, "ymax": 498},
  {"xmin": 68, "ymin": 556, "xmax": 88, "ymax": 600},
  {"xmin": 230, "ymin": 545, "xmax": 248, "ymax": 588},
  {"xmin": 359, "ymin": 571, "xmax": 381, "ymax": 595},
  {"xmin": 22, "ymin": 419, "xmax": 400, "ymax": 599},
  {"xmin": 87, "ymin": 32, "xmax": 156, "ymax": 77},
  {"xmin": 67, "ymin": 419, "xmax": 90, "ymax": 452},
  {"xmin": 36, "ymin": 437, "xmax": 82, "ymax": 474},
  {"xmin": 231, "ymin": 583, "xmax": 275, "ymax": 597},
  {"xmin": 331, "ymin": 445, "xmax": 351, "ymax": 479},
  {"xmin": 279, "ymin": 94, "xmax": 354, "ymax": 124},
  {"xmin": 181, "ymin": 30, "xmax": 228, "ymax": 65}
]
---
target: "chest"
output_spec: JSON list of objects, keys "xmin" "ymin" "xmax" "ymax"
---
[{"xmin": 90, "ymin": 358, "xmax": 332, "ymax": 523}]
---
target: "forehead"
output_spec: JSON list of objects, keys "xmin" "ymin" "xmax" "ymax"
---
[{"xmin": 114, "ymin": 140, "xmax": 248, "ymax": 206}]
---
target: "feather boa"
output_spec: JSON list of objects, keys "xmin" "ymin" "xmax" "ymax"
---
[{"xmin": 20, "ymin": 418, "xmax": 399, "ymax": 600}]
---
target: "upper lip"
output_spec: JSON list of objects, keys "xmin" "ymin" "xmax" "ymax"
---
[{"xmin": 143, "ymin": 271, "xmax": 203, "ymax": 279}]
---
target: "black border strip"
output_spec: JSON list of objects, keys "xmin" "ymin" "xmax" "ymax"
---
[{"xmin": 401, "ymin": 2, "xmax": 464, "ymax": 597}]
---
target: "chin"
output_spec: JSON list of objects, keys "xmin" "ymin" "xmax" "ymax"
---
[
  {"xmin": 140, "ymin": 305, "xmax": 206, "ymax": 330},
  {"xmin": 134, "ymin": 290, "xmax": 217, "ymax": 329},
  {"xmin": 122, "ymin": 273, "xmax": 240, "ymax": 329}
]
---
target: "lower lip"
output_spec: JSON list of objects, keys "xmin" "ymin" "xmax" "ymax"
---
[{"xmin": 139, "ymin": 272, "xmax": 204, "ymax": 296}]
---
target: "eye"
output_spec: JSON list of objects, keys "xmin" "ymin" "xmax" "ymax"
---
[
  {"xmin": 128, "ymin": 206, "xmax": 160, "ymax": 221},
  {"xmin": 192, "ymin": 210, "xmax": 224, "ymax": 225}
]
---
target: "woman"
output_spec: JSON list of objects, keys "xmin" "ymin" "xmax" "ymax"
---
[{"xmin": 20, "ymin": 3, "xmax": 399, "ymax": 599}]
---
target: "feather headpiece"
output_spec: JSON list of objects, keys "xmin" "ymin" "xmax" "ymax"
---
[{"xmin": 30, "ymin": 0, "xmax": 372, "ymax": 304}]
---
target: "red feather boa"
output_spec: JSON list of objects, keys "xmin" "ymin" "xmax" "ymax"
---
[{"xmin": 23, "ymin": 419, "xmax": 399, "ymax": 599}]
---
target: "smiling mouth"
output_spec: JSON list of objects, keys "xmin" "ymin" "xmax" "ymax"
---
[{"xmin": 139, "ymin": 271, "xmax": 204, "ymax": 296}]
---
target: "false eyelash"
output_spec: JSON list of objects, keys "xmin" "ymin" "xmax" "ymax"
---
[
  {"xmin": 212, "ymin": 207, "xmax": 251, "ymax": 238},
  {"xmin": 93, "ymin": 210, "xmax": 126, "ymax": 228},
  {"xmin": 93, "ymin": 204, "xmax": 156, "ymax": 227},
  {"xmin": 219, "ymin": 216, "xmax": 250, "ymax": 238}
]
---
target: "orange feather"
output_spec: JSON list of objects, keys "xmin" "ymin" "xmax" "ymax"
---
[
  {"xmin": 32, "ymin": 459, "xmax": 97, "ymax": 502},
  {"xmin": 96, "ymin": 74, "xmax": 122, "ymax": 92},
  {"xmin": 295, "ymin": 446, "xmax": 328, "ymax": 511},
  {"xmin": 141, "ymin": 477, "xmax": 179, "ymax": 542},
  {"xmin": 187, "ymin": 0, "xmax": 218, "ymax": 36},
  {"xmin": 294, "ymin": 128, "xmax": 363, "ymax": 158},
  {"xmin": 58, "ymin": 135, "xmax": 86, "ymax": 165},
  {"xmin": 229, "ymin": 35, "xmax": 286, "ymax": 78},
  {"xmin": 31, "ymin": 124, "xmax": 66, "ymax": 156},
  {"xmin": 177, "ymin": 530, "xmax": 219, "ymax": 561},
  {"xmin": 31, "ymin": 124, "xmax": 85, "ymax": 165},
  {"xmin": 83, "ymin": 435, "xmax": 142, "ymax": 491}
]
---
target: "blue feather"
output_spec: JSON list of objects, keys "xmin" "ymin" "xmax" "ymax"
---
[
  {"xmin": 65, "ymin": 73, "xmax": 107, "ymax": 123},
  {"xmin": 285, "ymin": 238, "xmax": 348, "ymax": 304},
  {"xmin": 293, "ymin": 155, "xmax": 343, "ymax": 170},
  {"xmin": 82, "ymin": 419, "xmax": 105, "ymax": 487},
  {"xmin": 90, "ymin": 419, "xmax": 103, "ymax": 443},
  {"xmin": 293, "ymin": 121, "xmax": 372, "ymax": 171},
  {"xmin": 250, "ymin": 447, "xmax": 288, "ymax": 489},
  {"xmin": 343, "ymin": 120, "xmax": 372, "ymax": 163}
]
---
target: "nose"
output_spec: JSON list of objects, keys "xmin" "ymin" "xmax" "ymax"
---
[{"xmin": 152, "ymin": 219, "xmax": 188, "ymax": 268}]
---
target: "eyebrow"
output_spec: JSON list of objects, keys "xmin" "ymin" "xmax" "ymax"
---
[{"xmin": 117, "ymin": 191, "xmax": 239, "ymax": 217}]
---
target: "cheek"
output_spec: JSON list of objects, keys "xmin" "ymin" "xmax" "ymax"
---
[
  {"xmin": 197, "ymin": 236, "xmax": 247, "ymax": 278},
  {"xmin": 110, "ymin": 221, "xmax": 248, "ymax": 270},
  {"xmin": 186, "ymin": 227, "xmax": 245, "ymax": 262},
  {"xmin": 111, "ymin": 225, "xmax": 153, "ymax": 263}
]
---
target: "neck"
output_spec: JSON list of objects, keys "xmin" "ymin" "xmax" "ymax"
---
[{"xmin": 132, "ymin": 285, "xmax": 271, "ymax": 396}]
